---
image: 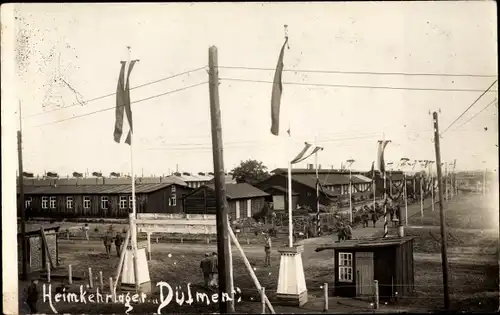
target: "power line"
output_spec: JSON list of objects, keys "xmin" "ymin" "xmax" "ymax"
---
[
  {"xmin": 219, "ymin": 65, "xmax": 498, "ymax": 78},
  {"xmin": 220, "ymin": 77, "xmax": 498, "ymax": 93},
  {"xmin": 31, "ymin": 81, "xmax": 208, "ymax": 128},
  {"xmin": 24, "ymin": 66, "xmax": 207, "ymax": 119},
  {"xmin": 441, "ymin": 80, "xmax": 498, "ymax": 135},
  {"xmin": 457, "ymin": 98, "xmax": 498, "ymax": 128}
]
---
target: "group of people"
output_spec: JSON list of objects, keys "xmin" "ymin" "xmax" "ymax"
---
[
  {"xmin": 359, "ymin": 205, "xmax": 380, "ymax": 228},
  {"xmin": 336, "ymin": 222, "xmax": 353, "ymax": 241},
  {"xmin": 101, "ymin": 225, "xmax": 125, "ymax": 258},
  {"xmin": 199, "ymin": 252, "xmax": 219, "ymax": 289}
]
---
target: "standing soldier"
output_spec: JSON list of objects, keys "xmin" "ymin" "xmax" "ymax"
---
[
  {"xmin": 264, "ymin": 232, "xmax": 272, "ymax": 267},
  {"xmin": 103, "ymin": 226, "xmax": 113, "ymax": 258},
  {"xmin": 345, "ymin": 223, "xmax": 353, "ymax": 240},
  {"xmin": 361, "ymin": 208, "xmax": 369, "ymax": 228},
  {"xmin": 114, "ymin": 231, "xmax": 124, "ymax": 257},
  {"xmin": 83, "ymin": 223, "xmax": 90, "ymax": 241},
  {"xmin": 200, "ymin": 253, "xmax": 212, "ymax": 288},
  {"xmin": 371, "ymin": 209, "xmax": 378, "ymax": 228},
  {"xmin": 26, "ymin": 279, "xmax": 39, "ymax": 314},
  {"xmin": 209, "ymin": 252, "xmax": 219, "ymax": 289},
  {"xmin": 337, "ymin": 222, "xmax": 345, "ymax": 241}
]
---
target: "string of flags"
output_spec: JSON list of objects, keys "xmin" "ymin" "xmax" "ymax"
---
[{"xmin": 291, "ymin": 142, "xmax": 324, "ymax": 164}]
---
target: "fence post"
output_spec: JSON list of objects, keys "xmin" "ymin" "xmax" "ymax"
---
[
  {"xmin": 147, "ymin": 232, "xmax": 152, "ymax": 261},
  {"xmin": 88, "ymin": 267, "xmax": 93, "ymax": 289},
  {"xmin": 99, "ymin": 271, "xmax": 104, "ymax": 291},
  {"xmin": 323, "ymin": 283, "xmax": 328, "ymax": 312},
  {"xmin": 68, "ymin": 264, "xmax": 73, "ymax": 284},
  {"xmin": 374, "ymin": 280, "xmax": 379, "ymax": 309},
  {"xmin": 261, "ymin": 287, "xmax": 266, "ymax": 314},
  {"xmin": 47, "ymin": 263, "xmax": 51, "ymax": 283},
  {"xmin": 109, "ymin": 277, "xmax": 114, "ymax": 294}
]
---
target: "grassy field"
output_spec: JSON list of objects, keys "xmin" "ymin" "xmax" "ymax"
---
[
  {"xmin": 19, "ymin": 193, "xmax": 499, "ymax": 313},
  {"xmin": 381, "ymin": 192, "xmax": 499, "ymax": 312}
]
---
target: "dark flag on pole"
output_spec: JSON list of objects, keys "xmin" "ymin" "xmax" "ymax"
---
[
  {"xmin": 365, "ymin": 161, "xmax": 374, "ymax": 177},
  {"xmin": 114, "ymin": 60, "xmax": 138, "ymax": 145},
  {"xmin": 376, "ymin": 140, "xmax": 391, "ymax": 174},
  {"xmin": 270, "ymin": 37, "xmax": 289, "ymax": 136}
]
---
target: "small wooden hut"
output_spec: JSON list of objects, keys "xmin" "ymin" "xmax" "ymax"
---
[
  {"xmin": 18, "ymin": 224, "xmax": 60, "ymax": 274},
  {"xmin": 315, "ymin": 236, "xmax": 414, "ymax": 301}
]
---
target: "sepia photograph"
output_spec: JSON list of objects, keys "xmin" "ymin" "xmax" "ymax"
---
[{"xmin": 1, "ymin": 2, "xmax": 498, "ymax": 314}]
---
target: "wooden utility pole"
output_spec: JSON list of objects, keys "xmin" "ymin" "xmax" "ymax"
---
[
  {"xmin": 18, "ymin": 101, "xmax": 28, "ymax": 280},
  {"xmin": 432, "ymin": 112, "xmax": 450, "ymax": 310},
  {"xmin": 208, "ymin": 46, "xmax": 233, "ymax": 313}
]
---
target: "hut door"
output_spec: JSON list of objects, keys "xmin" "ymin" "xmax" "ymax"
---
[{"xmin": 355, "ymin": 252, "xmax": 374, "ymax": 296}]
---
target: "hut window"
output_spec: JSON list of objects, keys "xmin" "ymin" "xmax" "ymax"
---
[
  {"xmin": 49, "ymin": 196, "xmax": 57, "ymax": 209},
  {"xmin": 119, "ymin": 196, "xmax": 127, "ymax": 209},
  {"xmin": 171, "ymin": 185, "xmax": 176, "ymax": 193},
  {"xmin": 66, "ymin": 197, "xmax": 73, "ymax": 209},
  {"xmin": 235, "ymin": 201, "xmax": 241, "ymax": 219},
  {"xmin": 170, "ymin": 194, "xmax": 177, "ymax": 206},
  {"xmin": 101, "ymin": 196, "xmax": 109, "ymax": 210},
  {"xmin": 338, "ymin": 252, "xmax": 353, "ymax": 282},
  {"xmin": 42, "ymin": 197, "xmax": 49, "ymax": 209},
  {"xmin": 25, "ymin": 197, "xmax": 32, "ymax": 209},
  {"xmin": 83, "ymin": 196, "xmax": 91, "ymax": 209},
  {"xmin": 129, "ymin": 196, "xmax": 135, "ymax": 208}
]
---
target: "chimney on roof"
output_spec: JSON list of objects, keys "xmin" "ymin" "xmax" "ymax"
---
[
  {"xmin": 308, "ymin": 164, "xmax": 314, "ymax": 170},
  {"xmin": 319, "ymin": 164, "xmax": 322, "ymax": 170}
]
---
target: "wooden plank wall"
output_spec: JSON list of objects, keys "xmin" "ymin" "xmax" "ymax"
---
[
  {"xmin": 24, "ymin": 194, "xmax": 148, "ymax": 218},
  {"xmin": 184, "ymin": 188, "xmax": 217, "ymax": 214}
]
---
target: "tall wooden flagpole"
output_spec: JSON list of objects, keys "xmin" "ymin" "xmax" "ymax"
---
[
  {"xmin": 288, "ymin": 153, "xmax": 293, "ymax": 247},
  {"xmin": 18, "ymin": 101, "xmax": 28, "ymax": 280},
  {"xmin": 404, "ymin": 172, "xmax": 408, "ymax": 226},
  {"xmin": 430, "ymin": 162, "xmax": 435, "ymax": 212},
  {"xmin": 125, "ymin": 46, "xmax": 140, "ymax": 293},
  {"xmin": 314, "ymin": 135, "xmax": 320, "ymax": 236},
  {"xmin": 208, "ymin": 46, "xmax": 232, "ymax": 313},
  {"xmin": 349, "ymin": 162, "xmax": 353, "ymax": 224}
]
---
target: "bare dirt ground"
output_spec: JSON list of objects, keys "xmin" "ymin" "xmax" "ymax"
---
[{"xmin": 19, "ymin": 193, "xmax": 499, "ymax": 313}]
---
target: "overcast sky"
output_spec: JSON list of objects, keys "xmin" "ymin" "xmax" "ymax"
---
[{"xmin": 5, "ymin": 2, "xmax": 498, "ymax": 177}]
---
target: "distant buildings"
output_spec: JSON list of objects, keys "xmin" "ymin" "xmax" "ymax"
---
[
  {"xmin": 182, "ymin": 183, "xmax": 269, "ymax": 220},
  {"xmin": 16, "ymin": 166, "xmax": 418, "ymax": 219},
  {"xmin": 257, "ymin": 168, "xmax": 373, "ymax": 211},
  {"xmin": 17, "ymin": 176, "xmax": 193, "ymax": 218},
  {"xmin": 169, "ymin": 172, "xmax": 214, "ymax": 189}
]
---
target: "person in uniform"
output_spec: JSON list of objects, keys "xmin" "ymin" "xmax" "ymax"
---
[
  {"xmin": 345, "ymin": 223, "xmax": 353, "ymax": 240},
  {"xmin": 83, "ymin": 223, "xmax": 90, "ymax": 241},
  {"xmin": 200, "ymin": 253, "xmax": 212, "ymax": 288},
  {"xmin": 209, "ymin": 252, "xmax": 219, "ymax": 289},
  {"xmin": 26, "ymin": 279, "xmax": 39, "ymax": 314},
  {"xmin": 371, "ymin": 209, "xmax": 378, "ymax": 228},
  {"xmin": 337, "ymin": 222, "xmax": 345, "ymax": 241},
  {"xmin": 114, "ymin": 231, "xmax": 124, "ymax": 257},
  {"xmin": 264, "ymin": 232, "xmax": 272, "ymax": 267},
  {"xmin": 103, "ymin": 226, "xmax": 114, "ymax": 258}
]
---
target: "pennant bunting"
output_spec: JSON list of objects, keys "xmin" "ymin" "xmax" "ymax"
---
[
  {"xmin": 270, "ymin": 37, "xmax": 289, "ymax": 136},
  {"xmin": 114, "ymin": 59, "xmax": 138, "ymax": 145},
  {"xmin": 290, "ymin": 142, "xmax": 323, "ymax": 164}
]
